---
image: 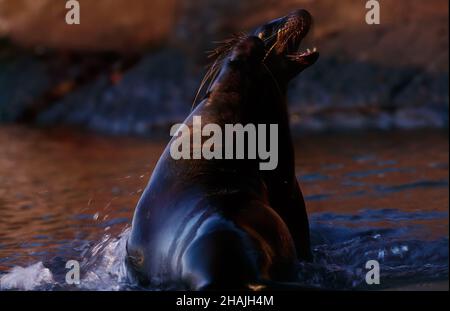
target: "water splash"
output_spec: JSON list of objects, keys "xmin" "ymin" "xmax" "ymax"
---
[
  {"xmin": 298, "ymin": 224, "xmax": 448, "ymax": 289},
  {"xmin": 0, "ymin": 262, "xmax": 54, "ymax": 290},
  {"xmin": 1, "ymin": 211, "xmax": 447, "ymax": 290},
  {"xmin": 0, "ymin": 128, "xmax": 447, "ymax": 290}
]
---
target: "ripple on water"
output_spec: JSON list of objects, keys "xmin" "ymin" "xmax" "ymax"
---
[
  {"xmin": 1, "ymin": 218, "xmax": 448, "ymax": 290},
  {"xmin": 0, "ymin": 128, "xmax": 447, "ymax": 290}
]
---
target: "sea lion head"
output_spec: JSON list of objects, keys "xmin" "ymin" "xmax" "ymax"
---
[
  {"xmin": 253, "ymin": 9, "xmax": 319, "ymax": 82},
  {"xmin": 202, "ymin": 9, "xmax": 319, "ymax": 103}
]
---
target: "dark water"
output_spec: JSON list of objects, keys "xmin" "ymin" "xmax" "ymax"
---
[{"xmin": 0, "ymin": 126, "xmax": 448, "ymax": 290}]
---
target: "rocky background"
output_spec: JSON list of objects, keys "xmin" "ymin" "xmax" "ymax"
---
[{"xmin": 0, "ymin": 0, "xmax": 448, "ymax": 135}]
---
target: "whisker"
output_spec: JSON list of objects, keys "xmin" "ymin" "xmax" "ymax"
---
[
  {"xmin": 206, "ymin": 61, "xmax": 222, "ymax": 91},
  {"xmin": 262, "ymin": 63, "xmax": 283, "ymax": 100},
  {"xmin": 192, "ymin": 60, "xmax": 217, "ymax": 110},
  {"xmin": 263, "ymin": 42, "xmax": 276, "ymax": 62},
  {"xmin": 192, "ymin": 33, "xmax": 248, "ymax": 110}
]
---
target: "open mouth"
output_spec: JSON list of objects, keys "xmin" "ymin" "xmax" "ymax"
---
[
  {"xmin": 291, "ymin": 46, "xmax": 318, "ymax": 58},
  {"xmin": 286, "ymin": 45, "xmax": 319, "ymax": 65},
  {"xmin": 256, "ymin": 9, "xmax": 319, "ymax": 66}
]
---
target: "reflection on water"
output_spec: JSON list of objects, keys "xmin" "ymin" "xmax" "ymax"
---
[{"xmin": 0, "ymin": 126, "xmax": 448, "ymax": 290}]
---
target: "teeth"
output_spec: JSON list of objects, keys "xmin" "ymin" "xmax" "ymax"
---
[{"xmin": 297, "ymin": 47, "xmax": 318, "ymax": 56}]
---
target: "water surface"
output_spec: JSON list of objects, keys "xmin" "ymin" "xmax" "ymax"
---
[{"xmin": 0, "ymin": 126, "xmax": 448, "ymax": 290}]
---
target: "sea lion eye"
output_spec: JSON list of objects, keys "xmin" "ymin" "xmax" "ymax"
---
[
  {"xmin": 126, "ymin": 242, "xmax": 144, "ymax": 267},
  {"xmin": 127, "ymin": 252, "xmax": 144, "ymax": 267}
]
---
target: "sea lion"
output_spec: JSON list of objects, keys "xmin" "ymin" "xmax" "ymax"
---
[{"xmin": 126, "ymin": 9, "xmax": 319, "ymax": 290}]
